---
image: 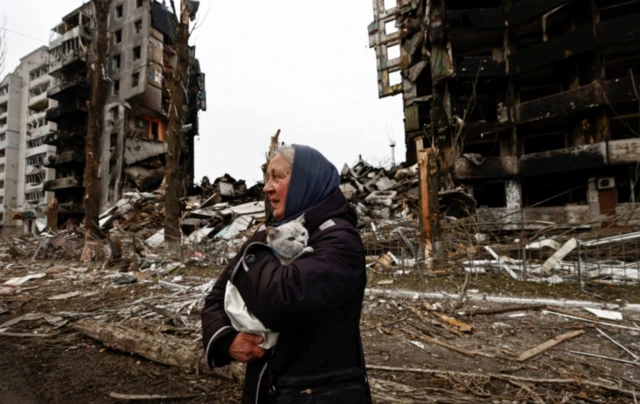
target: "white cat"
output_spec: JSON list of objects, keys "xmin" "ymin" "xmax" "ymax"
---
[
  {"xmin": 224, "ymin": 214, "xmax": 314, "ymax": 350},
  {"xmin": 267, "ymin": 214, "xmax": 314, "ymax": 265}
]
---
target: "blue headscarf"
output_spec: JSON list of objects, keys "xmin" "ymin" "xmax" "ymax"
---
[{"xmin": 278, "ymin": 144, "xmax": 340, "ymax": 223}]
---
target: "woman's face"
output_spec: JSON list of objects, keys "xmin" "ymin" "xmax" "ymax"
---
[{"xmin": 264, "ymin": 154, "xmax": 291, "ymax": 220}]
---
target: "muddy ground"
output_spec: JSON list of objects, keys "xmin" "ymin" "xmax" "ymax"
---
[{"xmin": 1, "ymin": 260, "xmax": 639, "ymax": 403}]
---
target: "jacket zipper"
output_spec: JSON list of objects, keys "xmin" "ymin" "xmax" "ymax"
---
[{"xmin": 255, "ymin": 346, "xmax": 277, "ymax": 404}]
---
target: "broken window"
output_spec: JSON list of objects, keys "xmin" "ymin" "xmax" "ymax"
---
[
  {"xmin": 387, "ymin": 45, "xmax": 400, "ymax": 60},
  {"xmin": 462, "ymin": 140, "xmax": 500, "ymax": 157},
  {"xmin": 116, "ymin": 4, "xmax": 124, "ymax": 18},
  {"xmin": 112, "ymin": 54, "xmax": 121, "ymax": 70},
  {"xmin": 389, "ymin": 71, "xmax": 402, "ymax": 86},
  {"xmin": 110, "ymin": 132, "xmax": 118, "ymax": 151},
  {"xmin": 133, "ymin": 46, "xmax": 142, "ymax": 60},
  {"xmin": 616, "ymin": 168, "xmax": 640, "ymax": 203},
  {"xmin": 383, "ymin": 0, "xmax": 396, "ymax": 11},
  {"xmin": 135, "ymin": 19, "xmax": 143, "ymax": 34},
  {"xmin": 113, "ymin": 80, "xmax": 120, "ymax": 95},
  {"xmin": 473, "ymin": 181, "xmax": 507, "ymax": 208},
  {"xmin": 137, "ymin": 0, "xmax": 144, "ymax": 7},
  {"xmin": 115, "ymin": 29, "xmax": 122, "ymax": 44},
  {"xmin": 151, "ymin": 121, "xmax": 159, "ymax": 140},
  {"xmin": 132, "ymin": 72, "xmax": 140, "ymax": 87},
  {"xmin": 522, "ymin": 174, "xmax": 588, "ymax": 207},
  {"xmin": 523, "ymin": 132, "xmax": 567, "ymax": 155},
  {"xmin": 0, "ymin": 149, "xmax": 5, "ymax": 158},
  {"xmin": 385, "ymin": 21, "xmax": 397, "ymax": 35}
]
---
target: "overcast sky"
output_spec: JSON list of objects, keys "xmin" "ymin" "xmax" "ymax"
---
[{"xmin": 1, "ymin": 1, "xmax": 404, "ymax": 185}]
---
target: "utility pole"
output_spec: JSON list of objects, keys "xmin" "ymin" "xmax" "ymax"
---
[
  {"xmin": 164, "ymin": 0, "xmax": 192, "ymax": 250},
  {"xmin": 84, "ymin": 0, "xmax": 111, "ymax": 241}
]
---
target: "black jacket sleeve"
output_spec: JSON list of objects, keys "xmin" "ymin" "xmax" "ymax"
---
[{"xmin": 201, "ymin": 263, "xmax": 238, "ymax": 368}]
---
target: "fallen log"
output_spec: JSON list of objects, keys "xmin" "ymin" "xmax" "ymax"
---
[
  {"xmin": 74, "ymin": 319, "xmax": 243, "ymax": 381},
  {"xmin": 517, "ymin": 329, "xmax": 585, "ymax": 362}
]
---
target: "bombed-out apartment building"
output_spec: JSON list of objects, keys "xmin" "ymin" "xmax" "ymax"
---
[
  {"xmin": 0, "ymin": 47, "xmax": 57, "ymax": 230},
  {"xmin": 369, "ymin": 0, "xmax": 640, "ymax": 228},
  {"xmin": 45, "ymin": 0, "xmax": 205, "ymax": 224}
]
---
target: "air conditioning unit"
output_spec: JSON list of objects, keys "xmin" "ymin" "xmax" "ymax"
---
[{"xmin": 597, "ymin": 177, "xmax": 615, "ymax": 190}]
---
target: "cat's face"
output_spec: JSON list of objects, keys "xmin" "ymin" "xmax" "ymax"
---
[{"xmin": 267, "ymin": 215, "xmax": 309, "ymax": 259}]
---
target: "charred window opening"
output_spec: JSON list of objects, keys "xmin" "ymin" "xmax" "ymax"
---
[
  {"xmin": 115, "ymin": 4, "xmax": 124, "ymax": 18},
  {"xmin": 518, "ymin": 82, "xmax": 564, "ymax": 103},
  {"xmin": 132, "ymin": 72, "xmax": 140, "ymax": 87},
  {"xmin": 523, "ymin": 132, "xmax": 567, "ymax": 155},
  {"xmin": 604, "ymin": 50, "xmax": 640, "ymax": 80},
  {"xmin": 114, "ymin": 29, "xmax": 122, "ymax": 44},
  {"xmin": 133, "ymin": 46, "xmax": 142, "ymax": 61},
  {"xmin": 447, "ymin": 0, "xmax": 502, "ymax": 10},
  {"xmin": 151, "ymin": 121, "xmax": 159, "ymax": 140},
  {"xmin": 0, "ymin": 149, "xmax": 5, "ymax": 158},
  {"xmin": 135, "ymin": 19, "xmax": 143, "ymax": 34},
  {"xmin": 462, "ymin": 140, "xmax": 500, "ymax": 157},
  {"xmin": 616, "ymin": 169, "xmax": 640, "ymax": 203},
  {"xmin": 112, "ymin": 54, "xmax": 121, "ymax": 70},
  {"xmin": 137, "ymin": 0, "xmax": 144, "ymax": 7},
  {"xmin": 522, "ymin": 174, "xmax": 588, "ymax": 207},
  {"xmin": 474, "ymin": 181, "xmax": 507, "ymax": 208},
  {"xmin": 113, "ymin": 80, "xmax": 120, "ymax": 94},
  {"xmin": 110, "ymin": 132, "xmax": 118, "ymax": 159},
  {"xmin": 598, "ymin": 0, "xmax": 640, "ymax": 22}
]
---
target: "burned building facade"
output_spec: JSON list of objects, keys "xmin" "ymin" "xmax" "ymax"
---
[
  {"xmin": 369, "ymin": 0, "xmax": 640, "ymax": 228},
  {"xmin": 45, "ymin": 0, "xmax": 205, "ymax": 222}
]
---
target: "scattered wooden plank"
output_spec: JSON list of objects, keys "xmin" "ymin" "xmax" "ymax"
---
[
  {"xmin": 366, "ymin": 364, "xmax": 638, "ymax": 397},
  {"xmin": 595, "ymin": 328, "xmax": 640, "ymax": 360},
  {"xmin": 517, "ymin": 330, "xmax": 585, "ymax": 362},
  {"xmin": 0, "ymin": 332, "xmax": 58, "ymax": 338},
  {"xmin": 109, "ymin": 392, "xmax": 200, "ymax": 401},
  {"xmin": 544, "ymin": 310, "xmax": 640, "ymax": 331},
  {"xmin": 458, "ymin": 304, "xmax": 546, "ymax": 317},
  {"xmin": 402, "ymin": 327, "xmax": 477, "ymax": 358},
  {"xmin": 569, "ymin": 350, "xmax": 640, "ymax": 366},
  {"xmin": 438, "ymin": 315, "xmax": 472, "ymax": 332}
]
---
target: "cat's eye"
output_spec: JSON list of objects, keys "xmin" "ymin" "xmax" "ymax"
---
[{"xmin": 287, "ymin": 237, "xmax": 295, "ymax": 241}]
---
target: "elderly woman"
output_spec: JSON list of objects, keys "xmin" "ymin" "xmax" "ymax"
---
[{"xmin": 201, "ymin": 144, "xmax": 371, "ymax": 403}]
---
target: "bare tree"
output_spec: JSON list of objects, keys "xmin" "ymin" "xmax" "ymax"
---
[
  {"xmin": 84, "ymin": 0, "xmax": 112, "ymax": 241},
  {"xmin": 164, "ymin": 0, "xmax": 194, "ymax": 250}
]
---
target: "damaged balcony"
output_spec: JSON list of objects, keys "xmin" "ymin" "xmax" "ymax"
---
[
  {"xmin": 47, "ymin": 76, "xmax": 89, "ymax": 101},
  {"xmin": 45, "ymin": 100, "xmax": 88, "ymax": 123},
  {"xmin": 44, "ymin": 150, "xmax": 85, "ymax": 168},
  {"xmin": 43, "ymin": 175, "xmax": 83, "ymax": 192}
]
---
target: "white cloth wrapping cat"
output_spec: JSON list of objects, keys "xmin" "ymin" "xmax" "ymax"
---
[{"xmin": 224, "ymin": 215, "xmax": 313, "ymax": 350}]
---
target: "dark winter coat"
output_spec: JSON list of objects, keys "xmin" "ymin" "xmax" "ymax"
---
[{"xmin": 201, "ymin": 189, "xmax": 368, "ymax": 403}]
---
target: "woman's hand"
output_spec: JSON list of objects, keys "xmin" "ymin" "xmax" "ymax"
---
[{"xmin": 229, "ymin": 332, "xmax": 266, "ymax": 363}]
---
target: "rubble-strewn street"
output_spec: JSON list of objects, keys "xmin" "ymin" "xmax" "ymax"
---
[
  {"xmin": 1, "ymin": 159, "xmax": 640, "ymax": 402},
  {"xmin": 1, "ymin": 253, "xmax": 639, "ymax": 403}
]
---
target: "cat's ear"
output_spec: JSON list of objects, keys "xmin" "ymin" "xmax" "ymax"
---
[
  {"xmin": 296, "ymin": 214, "xmax": 306, "ymax": 225},
  {"xmin": 266, "ymin": 227, "xmax": 279, "ymax": 240}
]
